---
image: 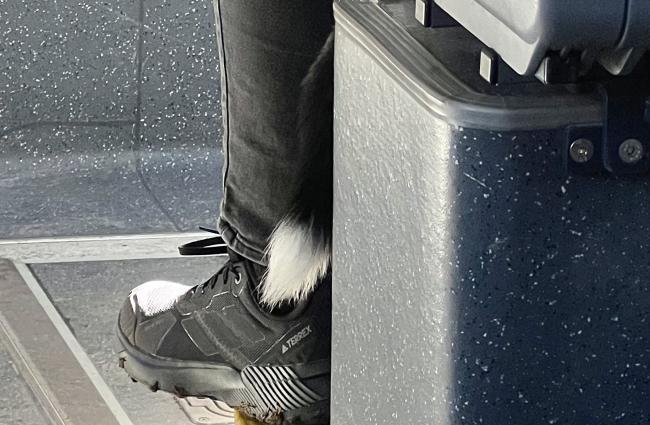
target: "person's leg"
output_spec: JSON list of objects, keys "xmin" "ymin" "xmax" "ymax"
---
[
  {"xmin": 115, "ymin": 1, "xmax": 334, "ymax": 422},
  {"xmin": 215, "ymin": 0, "xmax": 333, "ymax": 264},
  {"xmin": 215, "ymin": 0, "xmax": 334, "ymax": 308}
]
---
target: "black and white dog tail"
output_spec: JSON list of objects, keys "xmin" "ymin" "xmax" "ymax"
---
[{"xmin": 260, "ymin": 32, "xmax": 335, "ymax": 308}]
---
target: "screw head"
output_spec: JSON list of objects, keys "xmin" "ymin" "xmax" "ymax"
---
[
  {"xmin": 569, "ymin": 138, "xmax": 594, "ymax": 163},
  {"xmin": 619, "ymin": 138, "xmax": 644, "ymax": 164}
]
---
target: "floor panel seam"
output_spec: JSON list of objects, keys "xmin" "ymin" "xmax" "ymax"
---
[
  {"xmin": 11, "ymin": 261, "xmax": 136, "ymax": 425},
  {"xmin": 0, "ymin": 232, "xmax": 215, "ymax": 264}
]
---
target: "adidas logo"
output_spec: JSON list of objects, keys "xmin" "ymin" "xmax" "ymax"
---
[{"xmin": 281, "ymin": 325, "xmax": 312, "ymax": 354}]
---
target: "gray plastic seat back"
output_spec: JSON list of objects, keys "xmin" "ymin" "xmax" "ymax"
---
[{"xmin": 435, "ymin": 0, "xmax": 650, "ymax": 75}]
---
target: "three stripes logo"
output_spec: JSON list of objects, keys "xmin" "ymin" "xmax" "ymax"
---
[{"xmin": 242, "ymin": 366, "xmax": 322, "ymax": 412}]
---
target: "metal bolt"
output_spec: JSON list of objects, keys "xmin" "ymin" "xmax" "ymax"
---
[
  {"xmin": 415, "ymin": 0, "xmax": 431, "ymax": 26},
  {"xmin": 480, "ymin": 49, "xmax": 499, "ymax": 85},
  {"xmin": 569, "ymin": 138, "xmax": 594, "ymax": 163},
  {"xmin": 619, "ymin": 138, "xmax": 644, "ymax": 164}
]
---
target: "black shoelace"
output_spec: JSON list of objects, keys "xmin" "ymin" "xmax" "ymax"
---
[
  {"xmin": 178, "ymin": 226, "xmax": 229, "ymax": 256},
  {"xmin": 178, "ymin": 227, "xmax": 240, "ymax": 296}
]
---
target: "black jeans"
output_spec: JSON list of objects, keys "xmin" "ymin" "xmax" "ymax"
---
[{"xmin": 213, "ymin": 0, "xmax": 333, "ymax": 264}]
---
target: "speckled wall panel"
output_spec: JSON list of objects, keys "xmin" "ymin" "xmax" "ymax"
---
[
  {"xmin": 0, "ymin": 0, "xmax": 140, "ymax": 125},
  {"xmin": 137, "ymin": 0, "xmax": 223, "ymax": 230},
  {"xmin": 0, "ymin": 0, "xmax": 223, "ymax": 237},
  {"xmin": 0, "ymin": 125, "xmax": 179, "ymax": 238},
  {"xmin": 331, "ymin": 4, "xmax": 650, "ymax": 425}
]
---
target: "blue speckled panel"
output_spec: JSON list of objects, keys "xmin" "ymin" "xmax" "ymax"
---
[{"xmin": 332, "ymin": 14, "xmax": 650, "ymax": 425}]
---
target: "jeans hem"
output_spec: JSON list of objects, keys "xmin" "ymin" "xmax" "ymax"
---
[{"xmin": 217, "ymin": 216, "xmax": 267, "ymax": 266}]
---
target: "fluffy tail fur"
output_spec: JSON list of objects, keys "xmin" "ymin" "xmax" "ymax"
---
[{"xmin": 260, "ymin": 32, "xmax": 335, "ymax": 308}]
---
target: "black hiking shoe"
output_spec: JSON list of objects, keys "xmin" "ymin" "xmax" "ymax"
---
[{"xmin": 116, "ymin": 231, "xmax": 331, "ymax": 424}]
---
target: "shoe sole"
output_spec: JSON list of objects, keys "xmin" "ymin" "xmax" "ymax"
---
[{"xmin": 116, "ymin": 326, "xmax": 330, "ymax": 424}]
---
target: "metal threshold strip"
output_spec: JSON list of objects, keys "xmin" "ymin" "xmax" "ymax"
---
[
  {"xmin": 0, "ymin": 232, "xmax": 207, "ymax": 264},
  {"xmin": 0, "ymin": 259, "xmax": 134, "ymax": 425},
  {"xmin": 0, "ymin": 232, "xmax": 237, "ymax": 425}
]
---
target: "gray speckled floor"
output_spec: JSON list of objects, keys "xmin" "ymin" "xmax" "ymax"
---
[
  {"xmin": 32, "ymin": 257, "xmax": 227, "ymax": 425},
  {"xmin": 0, "ymin": 0, "xmax": 223, "ymax": 238}
]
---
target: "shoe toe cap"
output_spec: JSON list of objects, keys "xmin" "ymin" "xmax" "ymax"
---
[
  {"xmin": 118, "ymin": 291, "xmax": 180, "ymax": 355},
  {"xmin": 118, "ymin": 280, "xmax": 189, "ymax": 351},
  {"xmin": 129, "ymin": 280, "xmax": 191, "ymax": 316},
  {"xmin": 118, "ymin": 297, "xmax": 137, "ymax": 345}
]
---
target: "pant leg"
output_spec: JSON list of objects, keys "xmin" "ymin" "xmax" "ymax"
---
[{"xmin": 212, "ymin": 0, "xmax": 334, "ymax": 264}]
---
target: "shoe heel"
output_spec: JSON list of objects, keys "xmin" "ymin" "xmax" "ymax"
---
[{"xmin": 241, "ymin": 365, "xmax": 328, "ymax": 421}]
